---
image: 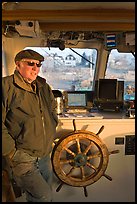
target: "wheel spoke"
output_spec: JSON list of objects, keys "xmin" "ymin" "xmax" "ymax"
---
[
  {"xmin": 83, "ymin": 142, "xmax": 93, "ymax": 155},
  {"xmin": 60, "ymin": 159, "xmax": 74, "ymax": 164},
  {"xmin": 66, "ymin": 166, "xmax": 75, "ymax": 177},
  {"xmin": 63, "ymin": 147, "xmax": 76, "ymax": 156},
  {"xmin": 76, "ymin": 138, "xmax": 81, "ymax": 153},
  {"xmin": 80, "ymin": 166, "xmax": 86, "ymax": 180},
  {"xmin": 87, "ymin": 161, "xmax": 97, "ymax": 172},
  {"xmin": 87, "ymin": 151, "xmax": 101, "ymax": 160}
]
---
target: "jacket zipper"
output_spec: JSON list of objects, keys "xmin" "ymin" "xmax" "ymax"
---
[{"xmin": 37, "ymin": 92, "xmax": 46, "ymax": 155}]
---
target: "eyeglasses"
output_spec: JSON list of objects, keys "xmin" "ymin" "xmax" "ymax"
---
[{"xmin": 21, "ymin": 60, "xmax": 42, "ymax": 67}]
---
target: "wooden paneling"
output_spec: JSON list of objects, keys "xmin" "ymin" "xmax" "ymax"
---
[
  {"xmin": 2, "ymin": 9, "xmax": 134, "ymax": 22},
  {"xmin": 39, "ymin": 22, "xmax": 134, "ymax": 32},
  {"xmin": 2, "ymin": 8, "xmax": 135, "ymax": 32}
]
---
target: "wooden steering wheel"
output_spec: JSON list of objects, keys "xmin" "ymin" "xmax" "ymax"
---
[{"xmin": 51, "ymin": 120, "xmax": 119, "ymax": 197}]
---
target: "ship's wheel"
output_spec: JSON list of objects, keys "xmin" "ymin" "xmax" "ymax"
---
[{"xmin": 51, "ymin": 119, "xmax": 119, "ymax": 197}]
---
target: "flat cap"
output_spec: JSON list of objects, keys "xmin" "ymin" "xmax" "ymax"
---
[{"xmin": 14, "ymin": 49, "xmax": 44, "ymax": 62}]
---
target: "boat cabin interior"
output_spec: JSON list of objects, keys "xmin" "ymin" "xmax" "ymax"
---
[{"xmin": 2, "ymin": 2, "xmax": 135, "ymax": 202}]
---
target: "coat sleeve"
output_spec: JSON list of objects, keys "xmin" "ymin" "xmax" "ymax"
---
[
  {"xmin": 2, "ymin": 79, "xmax": 15, "ymax": 156},
  {"xmin": 48, "ymin": 85, "xmax": 59, "ymax": 127}
]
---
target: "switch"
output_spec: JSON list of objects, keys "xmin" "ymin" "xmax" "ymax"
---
[
  {"xmin": 125, "ymin": 135, "xmax": 135, "ymax": 155},
  {"xmin": 115, "ymin": 137, "xmax": 124, "ymax": 145}
]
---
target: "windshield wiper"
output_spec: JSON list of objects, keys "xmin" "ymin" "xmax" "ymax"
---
[{"xmin": 69, "ymin": 48, "xmax": 95, "ymax": 66}]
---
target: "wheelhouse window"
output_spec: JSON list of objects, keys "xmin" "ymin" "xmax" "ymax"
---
[
  {"xmin": 25, "ymin": 47, "xmax": 97, "ymax": 91},
  {"xmin": 105, "ymin": 49, "xmax": 135, "ymax": 101}
]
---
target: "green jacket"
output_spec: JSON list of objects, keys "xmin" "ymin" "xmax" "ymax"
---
[{"xmin": 2, "ymin": 70, "xmax": 58, "ymax": 157}]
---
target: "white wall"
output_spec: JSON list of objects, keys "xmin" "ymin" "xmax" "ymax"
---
[{"xmin": 2, "ymin": 36, "xmax": 43, "ymax": 76}]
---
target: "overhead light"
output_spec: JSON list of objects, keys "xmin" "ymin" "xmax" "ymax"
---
[
  {"xmin": 47, "ymin": 39, "xmax": 65, "ymax": 50},
  {"xmin": 59, "ymin": 40, "xmax": 65, "ymax": 50}
]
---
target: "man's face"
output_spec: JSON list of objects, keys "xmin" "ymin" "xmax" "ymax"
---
[{"xmin": 16, "ymin": 58, "xmax": 42, "ymax": 83}]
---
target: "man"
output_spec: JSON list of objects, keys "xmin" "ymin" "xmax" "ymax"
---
[{"xmin": 2, "ymin": 49, "xmax": 58, "ymax": 202}]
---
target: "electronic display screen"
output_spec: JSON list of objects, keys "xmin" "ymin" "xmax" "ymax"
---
[
  {"xmin": 67, "ymin": 93, "xmax": 87, "ymax": 107},
  {"xmin": 99, "ymin": 79, "xmax": 117, "ymax": 100}
]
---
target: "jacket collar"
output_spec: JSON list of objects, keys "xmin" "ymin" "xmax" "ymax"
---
[{"xmin": 13, "ymin": 70, "xmax": 45, "ymax": 92}]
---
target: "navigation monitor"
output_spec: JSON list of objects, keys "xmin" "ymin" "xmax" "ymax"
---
[
  {"xmin": 67, "ymin": 92, "xmax": 87, "ymax": 108},
  {"xmin": 98, "ymin": 79, "xmax": 117, "ymax": 100}
]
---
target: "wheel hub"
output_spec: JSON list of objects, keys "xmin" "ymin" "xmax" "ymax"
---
[{"xmin": 74, "ymin": 154, "xmax": 87, "ymax": 167}]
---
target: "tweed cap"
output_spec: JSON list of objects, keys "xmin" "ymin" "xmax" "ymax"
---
[{"xmin": 14, "ymin": 49, "xmax": 44, "ymax": 62}]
